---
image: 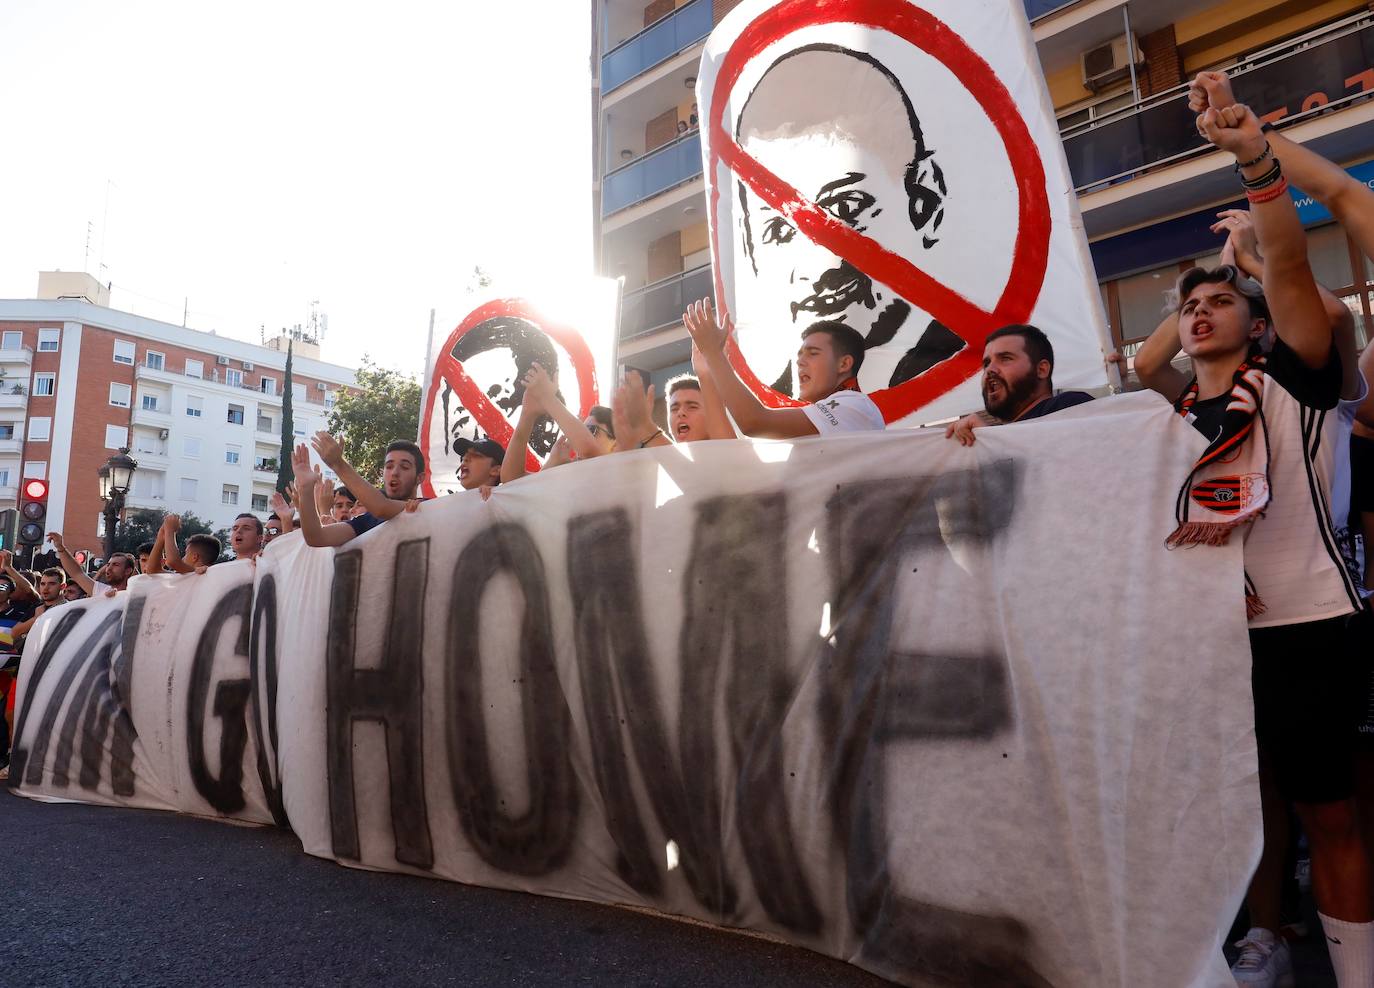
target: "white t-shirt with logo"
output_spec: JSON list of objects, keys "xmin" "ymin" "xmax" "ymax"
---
[{"xmin": 802, "ymin": 389, "xmax": 886, "ymax": 434}]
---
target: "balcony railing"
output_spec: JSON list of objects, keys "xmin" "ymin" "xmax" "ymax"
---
[
  {"xmin": 602, "ymin": 0, "xmax": 712, "ymax": 93},
  {"xmin": 620, "ymin": 264, "xmax": 714, "ymax": 340},
  {"xmin": 1062, "ymin": 14, "xmax": 1374, "ymax": 191},
  {"xmin": 0, "ymin": 346, "xmax": 33, "ymax": 365},
  {"xmin": 603, "ymin": 131, "xmax": 702, "ymax": 215}
]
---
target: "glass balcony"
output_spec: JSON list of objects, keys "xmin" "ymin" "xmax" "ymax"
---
[
  {"xmin": 1062, "ymin": 15, "xmax": 1374, "ymax": 191},
  {"xmin": 620, "ymin": 264, "xmax": 714, "ymax": 340},
  {"xmin": 602, "ymin": 0, "xmax": 712, "ymax": 93},
  {"xmin": 603, "ymin": 131, "xmax": 702, "ymax": 215},
  {"xmin": 1023, "ymin": 0, "xmax": 1077, "ymax": 19}
]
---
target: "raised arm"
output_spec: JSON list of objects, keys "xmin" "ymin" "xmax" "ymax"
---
[
  {"xmin": 1197, "ymin": 102, "xmax": 1331, "ymax": 366},
  {"xmin": 682, "ymin": 300, "xmax": 817, "ymax": 439},
  {"xmin": 46, "ymin": 532, "xmax": 94, "ymax": 595},
  {"xmin": 500, "ymin": 393, "xmax": 541, "ymax": 484},
  {"xmin": 691, "ymin": 343, "xmax": 738, "ymax": 439},
  {"xmin": 611, "ymin": 378, "xmax": 670, "ymax": 451},
  {"xmin": 13, "ymin": 603, "xmax": 45, "ymax": 641},
  {"xmin": 293, "ymin": 443, "xmax": 357, "ymax": 547},
  {"xmin": 311, "ymin": 432, "xmax": 404, "ymax": 521},
  {"xmin": 158, "ymin": 515, "xmax": 195, "ymax": 574},
  {"xmin": 270, "ymin": 489, "xmax": 297, "ymax": 535},
  {"xmin": 1193, "ymin": 72, "xmax": 1374, "ymax": 266},
  {"xmin": 1, "ymin": 551, "xmax": 37, "ymax": 600},
  {"xmin": 1357, "ymin": 345, "xmax": 1374, "ymax": 430},
  {"xmin": 522, "ymin": 363, "xmax": 607, "ymax": 460}
]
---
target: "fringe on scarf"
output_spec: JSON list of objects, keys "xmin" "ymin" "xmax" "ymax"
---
[
  {"xmin": 1165, "ymin": 516, "xmax": 1259, "ymax": 549},
  {"xmin": 1245, "ymin": 592, "xmax": 1267, "ymax": 620}
]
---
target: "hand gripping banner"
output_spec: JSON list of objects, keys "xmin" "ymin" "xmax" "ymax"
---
[
  {"xmin": 697, "ymin": 0, "xmax": 1113, "ymax": 426},
  {"xmin": 10, "ymin": 395, "xmax": 1261, "ymax": 987}
]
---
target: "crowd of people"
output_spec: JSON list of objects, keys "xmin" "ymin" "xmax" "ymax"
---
[{"xmin": 0, "ymin": 70, "xmax": 1371, "ymax": 986}]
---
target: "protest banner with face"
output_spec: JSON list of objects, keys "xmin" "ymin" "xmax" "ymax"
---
[
  {"xmin": 10, "ymin": 395, "xmax": 1258, "ymax": 987},
  {"xmin": 697, "ymin": 0, "xmax": 1112, "ymax": 425},
  {"xmin": 420, "ymin": 280, "xmax": 620, "ymax": 496}
]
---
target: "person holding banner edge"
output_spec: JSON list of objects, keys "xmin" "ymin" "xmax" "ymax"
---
[{"xmin": 1130, "ymin": 83, "xmax": 1373, "ymax": 988}]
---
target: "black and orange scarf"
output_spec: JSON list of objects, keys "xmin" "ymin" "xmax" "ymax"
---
[{"xmin": 1169, "ymin": 352, "xmax": 1272, "ymax": 618}]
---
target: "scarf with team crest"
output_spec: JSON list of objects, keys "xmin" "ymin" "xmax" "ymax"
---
[{"xmin": 1169, "ymin": 351, "xmax": 1271, "ymax": 618}]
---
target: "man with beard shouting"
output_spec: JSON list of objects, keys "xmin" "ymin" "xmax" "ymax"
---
[{"xmin": 945, "ymin": 325, "xmax": 1093, "ymax": 445}]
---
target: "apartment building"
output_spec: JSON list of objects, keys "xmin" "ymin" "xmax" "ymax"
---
[
  {"xmin": 0, "ymin": 272, "xmax": 355, "ymax": 557},
  {"xmin": 593, "ymin": 0, "xmax": 1374, "ymax": 387}
]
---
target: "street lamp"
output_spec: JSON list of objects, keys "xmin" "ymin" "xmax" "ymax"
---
[{"xmin": 99, "ymin": 447, "xmax": 138, "ymax": 558}]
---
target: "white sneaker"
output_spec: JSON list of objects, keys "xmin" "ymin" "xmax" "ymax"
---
[{"xmin": 1231, "ymin": 928, "xmax": 1295, "ymax": 987}]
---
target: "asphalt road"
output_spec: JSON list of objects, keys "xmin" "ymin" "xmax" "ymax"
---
[{"xmin": 1, "ymin": 793, "xmax": 888, "ymax": 988}]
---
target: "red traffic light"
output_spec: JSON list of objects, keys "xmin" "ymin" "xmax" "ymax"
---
[
  {"xmin": 22, "ymin": 479, "xmax": 48, "ymax": 501},
  {"xmin": 74, "ymin": 550, "xmax": 88, "ymax": 565}
]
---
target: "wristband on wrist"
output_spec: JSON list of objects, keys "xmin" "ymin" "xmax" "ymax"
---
[
  {"xmin": 1240, "ymin": 159, "xmax": 1283, "ymax": 191},
  {"xmin": 1245, "ymin": 176, "xmax": 1290, "ymax": 205},
  {"xmin": 1234, "ymin": 141, "xmax": 1272, "ymax": 171}
]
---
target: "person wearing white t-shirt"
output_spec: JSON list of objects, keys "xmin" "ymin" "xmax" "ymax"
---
[{"xmin": 681, "ymin": 299, "xmax": 884, "ymax": 438}]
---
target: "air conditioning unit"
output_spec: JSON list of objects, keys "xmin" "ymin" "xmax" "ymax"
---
[
  {"xmin": 316, "ymin": 382, "xmax": 327, "ymax": 391},
  {"xmin": 158, "ymin": 429, "xmax": 169, "ymax": 440},
  {"xmin": 216, "ymin": 355, "xmax": 230, "ymax": 366},
  {"xmin": 242, "ymin": 361, "xmax": 254, "ymax": 371},
  {"xmin": 1080, "ymin": 34, "xmax": 1143, "ymax": 92}
]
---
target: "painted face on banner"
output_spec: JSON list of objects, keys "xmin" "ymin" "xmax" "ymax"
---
[
  {"xmin": 435, "ymin": 316, "xmax": 567, "ymax": 487},
  {"xmin": 733, "ymin": 45, "xmax": 965, "ymax": 396}
]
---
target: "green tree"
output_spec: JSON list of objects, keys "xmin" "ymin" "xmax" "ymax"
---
[
  {"xmin": 277, "ymin": 339, "xmax": 295, "ymax": 494},
  {"xmin": 326, "ymin": 357, "xmax": 422, "ymax": 484},
  {"xmin": 111, "ymin": 509, "xmax": 231, "ymax": 562}
]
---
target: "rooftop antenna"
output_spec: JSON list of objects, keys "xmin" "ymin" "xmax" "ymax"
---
[
  {"xmin": 99, "ymin": 179, "xmax": 114, "ymax": 275},
  {"xmin": 84, "ymin": 220, "xmax": 94, "ymax": 272}
]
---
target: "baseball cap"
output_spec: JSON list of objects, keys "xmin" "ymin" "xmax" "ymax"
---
[
  {"xmin": 0, "ymin": 579, "xmax": 14, "ymax": 593},
  {"xmin": 453, "ymin": 437, "xmax": 505, "ymax": 465}
]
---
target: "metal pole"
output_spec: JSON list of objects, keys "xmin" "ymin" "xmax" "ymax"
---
[
  {"xmin": 102, "ymin": 499, "xmax": 118, "ymax": 559},
  {"xmin": 1123, "ymin": 6, "xmax": 1140, "ymax": 103}
]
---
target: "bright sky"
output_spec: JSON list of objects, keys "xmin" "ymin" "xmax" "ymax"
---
[{"xmin": 0, "ymin": 1, "xmax": 594, "ymax": 377}]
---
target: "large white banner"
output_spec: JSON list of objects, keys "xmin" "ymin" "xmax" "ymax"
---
[
  {"xmin": 11, "ymin": 395, "xmax": 1259, "ymax": 987},
  {"xmin": 697, "ymin": 0, "xmax": 1112, "ymax": 426}
]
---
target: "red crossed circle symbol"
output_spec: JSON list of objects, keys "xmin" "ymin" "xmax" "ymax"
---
[
  {"xmin": 420, "ymin": 298, "xmax": 601, "ymax": 498},
  {"xmin": 707, "ymin": 0, "xmax": 1052, "ymax": 421}
]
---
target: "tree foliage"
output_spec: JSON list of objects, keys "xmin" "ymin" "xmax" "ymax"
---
[
  {"xmin": 326, "ymin": 357, "xmax": 422, "ymax": 485},
  {"xmin": 112, "ymin": 509, "xmax": 231, "ymax": 562}
]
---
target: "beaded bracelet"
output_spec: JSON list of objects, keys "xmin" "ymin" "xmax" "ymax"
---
[{"xmin": 1233, "ymin": 141, "xmax": 1272, "ymax": 171}]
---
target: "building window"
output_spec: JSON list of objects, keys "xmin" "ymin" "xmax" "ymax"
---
[
  {"xmin": 145, "ymin": 351, "xmax": 165, "ymax": 371},
  {"xmin": 260, "ymin": 377, "xmax": 277, "ymax": 396},
  {"xmin": 37, "ymin": 329, "xmax": 59, "ymax": 352},
  {"xmin": 22, "ymin": 461, "xmax": 46, "ymax": 479},
  {"xmin": 324, "ymin": 392, "xmax": 336, "ymax": 409},
  {"xmin": 105, "ymin": 425, "xmax": 128, "ymax": 450},
  {"xmin": 0, "ymin": 424, "xmax": 12, "ymax": 439},
  {"xmin": 183, "ymin": 437, "xmax": 201, "ymax": 458},
  {"xmin": 292, "ymin": 382, "xmax": 307, "ymax": 404},
  {"xmin": 186, "ymin": 395, "xmax": 203, "ymax": 418},
  {"xmin": 185, "ymin": 358, "xmax": 204, "ymax": 379},
  {"xmin": 113, "ymin": 340, "xmax": 136, "ymax": 365},
  {"xmin": 257, "ymin": 413, "xmax": 273, "ymax": 433},
  {"xmin": 141, "ymin": 394, "xmax": 160, "ymax": 411},
  {"xmin": 0, "ymin": 469, "xmax": 11, "ymax": 487},
  {"xmin": 225, "ymin": 446, "xmax": 241, "ymax": 465},
  {"xmin": 222, "ymin": 484, "xmax": 239, "ymax": 506},
  {"xmin": 27, "ymin": 417, "xmax": 51, "ymax": 442},
  {"xmin": 227, "ymin": 403, "xmax": 245, "ymax": 425},
  {"xmin": 180, "ymin": 477, "xmax": 198, "ymax": 500},
  {"xmin": 251, "ymin": 493, "xmax": 269, "ymax": 512},
  {"xmin": 109, "ymin": 382, "xmax": 132, "ymax": 408},
  {"xmin": 225, "ymin": 369, "xmax": 243, "ymax": 388},
  {"xmin": 32, "ymin": 373, "xmax": 55, "ymax": 397},
  {"xmin": 1, "ymin": 332, "xmax": 21, "ymax": 351}
]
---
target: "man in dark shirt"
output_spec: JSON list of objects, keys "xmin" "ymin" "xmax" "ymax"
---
[
  {"xmin": 945, "ymin": 324, "xmax": 1094, "ymax": 445},
  {"xmin": 296, "ymin": 438, "xmax": 428, "ymax": 547}
]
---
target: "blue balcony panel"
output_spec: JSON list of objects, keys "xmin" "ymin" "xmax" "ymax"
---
[
  {"xmin": 620, "ymin": 265, "xmax": 715, "ymax": 340},
  {"xmin": 602, "ymin": 132, "xmax": 703, "ymax": 216},
  {"xmin": 602, "ymin": 0, "xmax": 712, "ymax": 94}
]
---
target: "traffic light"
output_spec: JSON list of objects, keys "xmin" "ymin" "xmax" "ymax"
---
[{"xmin": 18, "ymin": 478, "xmax": 48, "ymax": 548}]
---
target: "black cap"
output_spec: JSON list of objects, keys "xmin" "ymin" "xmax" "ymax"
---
[{"xmin": 453, "ymin": 437, "xmax": 505, "ymax": 465}]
